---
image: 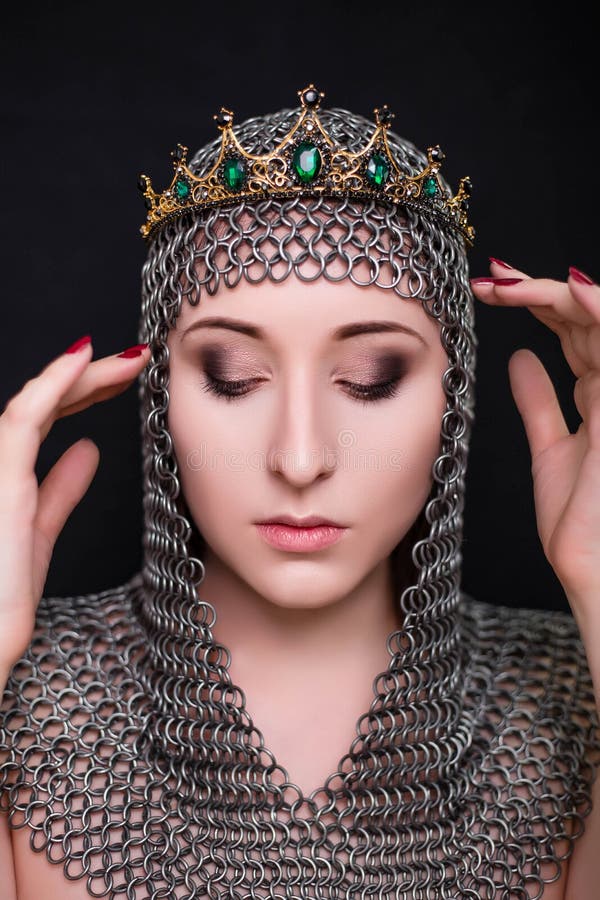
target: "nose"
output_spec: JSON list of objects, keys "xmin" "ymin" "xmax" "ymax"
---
[{"xmin": 267, "ymin": 367, "xmax": 338, "ymax": 488}]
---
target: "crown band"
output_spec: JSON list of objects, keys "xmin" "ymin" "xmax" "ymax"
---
[{"xmin": 138, "ymin": 84, "xmax": 474, "ymax": 247}]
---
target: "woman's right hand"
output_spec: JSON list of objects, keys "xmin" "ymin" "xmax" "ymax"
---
[{"xmin": 0, "ymin": 335, "xmax": 151, "ymax": 682}]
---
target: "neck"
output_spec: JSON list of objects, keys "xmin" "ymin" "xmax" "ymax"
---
[{"xmin": 197, "ymin": 548, "xmax": 403, "ymax": 687}]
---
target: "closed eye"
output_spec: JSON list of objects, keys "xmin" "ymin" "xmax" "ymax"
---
[{"xmin": 200, "ymin": 373, "xmax": 402, "ymax": 405}]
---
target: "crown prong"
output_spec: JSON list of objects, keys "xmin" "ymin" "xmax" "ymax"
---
[
  {"xmin": 171, "ymin": 144, "xmax": 189, "ymax": 167},
  {"xmin": 459, "ymin": 176, "xmax": 472, "ymax": 198},
  {"xmin": 374, "ymin": 105, "xmax": 394, "ymax": 128},
  {"xmin": 428, "ymin": 145, "xmax": 446, "ymax": 166},
  {"xmin": 137, "ymin": 174, "xmax": 157, "ymax": 216},
  {"xmin": 298, "ymin": 84, "xmax": 324, "ymax": 109},
  {"xmin": 214, "ymin": 108, "xmax": 234, "ymax": 130},
  {"xmin": 448, "ymin": 176, "xmax": 473, "ymax": 207}
]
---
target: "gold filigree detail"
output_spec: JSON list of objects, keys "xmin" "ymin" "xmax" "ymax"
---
[{"xmin": 138, "ymin": 83, "xmax": 474, "ymax": 246}]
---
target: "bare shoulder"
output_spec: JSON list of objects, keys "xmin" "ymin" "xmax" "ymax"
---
[
  {"xmin": 0, "ymin": 809, "xmax": 17, "ymax": 900},
  {"xmin": 564, "ymin": 771, "xmax": 600, "ymax": 899}
]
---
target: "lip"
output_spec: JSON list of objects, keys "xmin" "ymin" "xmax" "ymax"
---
[
  {"xmin": 256, "ymin": 514, "xmax": 345, "ymax": 528},
  {"xmin": 255, "ymin": 516, "xmax": 349, "ymax": 552}
]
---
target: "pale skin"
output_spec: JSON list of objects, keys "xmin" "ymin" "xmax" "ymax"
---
[{"xmin": 0, "ymin": 256, "xmax": 598, "ymax": 897}]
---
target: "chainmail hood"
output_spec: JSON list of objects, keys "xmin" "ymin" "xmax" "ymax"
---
[{"xmin": 0, "ymin": 101, "xmax": 599, "ymax": 899}]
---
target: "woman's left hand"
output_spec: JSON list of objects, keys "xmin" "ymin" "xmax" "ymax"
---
[
  {"xmin": 470, "ymin": 261, "xmax": 600, "ymax": 627},
  {"xmin": 472, "ymin": 259, "xmax": 600, "ymax": 900}
]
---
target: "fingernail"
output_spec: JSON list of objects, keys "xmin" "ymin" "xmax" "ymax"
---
[
  {"xmin": 569, "ymin": 266, "xmax": 596, "ymax": 286},
  {"xmin": 470, "ymin": 277, "xmax": 523, "ymax": 286},
  {"xmin": 489, "ymin": 257, "xmax": 514, "ymax": 269},
  {"xmin": 65, "ymin": 335, "xmax": 92, "ymax": 354},
  {"xmin": 117, "ymin": 343, "xmax": 148, "ymax": 358}
]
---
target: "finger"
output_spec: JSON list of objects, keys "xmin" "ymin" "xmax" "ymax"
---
[
  {"xmin": 34, "ymin": 438, "xmax": 100, "ymax": 581},
  {"xmin": 567, "ymin": 267, "xmax": 600, "ymax": 326},
  {"xmin": 471, "ymin": 276, "xmax": 589, "ymax": 321},
  {"xmin": 508, "ymin": 348, "xmax": 570, "ymax": 459},
  {"xmin": 561, "ymin": 322, "xmax": 600, "ymax": 378},
  {"xmin": 574, "ymin": 372, "xmax": 600, "ymax": 451},
  {"xmin": 470, "ymin": 276, "xmax": 564, "ymax": 346},
  {"xmin": 0, "ymin": 338, "xmax": 95, "ymax": 490},
  {"xmin": 488, "ymin": 257, "xmax": 531, "ymax": 279},
  {"xmin": 53, "ymin": 345, "xmax": 150, "ymax": 425},
  {"xmin": 57, "ymin": 378, "xmax": 137, "ymax": 420},
  {"xmin": 55, "ymin": 348, "xmax": 150, "ymax": 422},
  {"xmin": 470, "ymin": 275, "xmax": 577, "ymax": 318},
  {"xmin": 558, "ymin": 325, "xmax": 589, "ymax": 379}
]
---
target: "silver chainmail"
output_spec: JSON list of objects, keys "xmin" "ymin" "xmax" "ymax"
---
[{"xmin": 1, "ymin": 103, "xmax": 599, "ymax": 899}]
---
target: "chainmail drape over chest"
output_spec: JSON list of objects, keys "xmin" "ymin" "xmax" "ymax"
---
[{"xmin": 1, "ymin": 104, "xmax": 599, "ymax": 899}]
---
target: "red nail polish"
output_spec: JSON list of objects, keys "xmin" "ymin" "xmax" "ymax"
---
[
  {"xmin": 116, "ymin": 343, "xmax": 149, "ymax": 358},
  {"xmin": 489, "ymin": 277, "xmax": 523, "ymax": 285},
  {"xmin": 489, "ymin": 257, "xmax": 514, "ymax": 269},
  {"xmin": 65, "ymin": 335, "xmax": 92, "ymax": 354},
  {"xmin": 569, "ymin": 266, "xmax": 595, "ymax": 286}
]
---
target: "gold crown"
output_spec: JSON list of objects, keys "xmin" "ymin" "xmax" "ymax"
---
[{"xmin": 138, "ymin": 83, "xmax": 474, "ymax": 246}]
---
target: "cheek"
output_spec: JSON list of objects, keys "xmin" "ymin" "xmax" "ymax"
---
[
  {"xmin": 362, "ymin": 370, "xmax": 445, "ymax": 471},
  {"xmin": 355, "ymin": 379, "xmax": 446, "ymax": 548},
  {"xmin": 403, "ymin": 382, "xmax": 447, "ymax": 476},
  {"xmin": 166, "ymin": 374, "xmax": 259, "ymax": 543}
]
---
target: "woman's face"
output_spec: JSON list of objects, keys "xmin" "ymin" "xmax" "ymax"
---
[{"xmin": 166, "ymin": 269, "xmax": 448, "ymax": 612}]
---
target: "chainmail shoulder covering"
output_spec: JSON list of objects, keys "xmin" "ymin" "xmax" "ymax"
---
[{"xmin": 0, "ymin": 578, "xmax": 598, "ymax": 899}]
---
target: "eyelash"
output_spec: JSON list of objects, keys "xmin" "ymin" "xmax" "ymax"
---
[{"xmin": 200, "ymin": 373, "xmax": 402, "ymax": 406}]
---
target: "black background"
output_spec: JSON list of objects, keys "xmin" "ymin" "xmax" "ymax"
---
[{"xmin": 0, "ymin": 2, "xmax": 596, "ymax": 611}]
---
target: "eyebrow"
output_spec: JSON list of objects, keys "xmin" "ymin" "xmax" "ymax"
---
[{"xmin": 180, "ymin": 317, "xmax": 428, "ymax": 346}]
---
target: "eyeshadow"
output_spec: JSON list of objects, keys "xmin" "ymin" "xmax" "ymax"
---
[{"xmin": 200, "ymin": 346, "xmax": 409, "ymax": 382}]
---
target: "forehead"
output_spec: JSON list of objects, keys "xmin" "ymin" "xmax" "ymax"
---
[
  {"xmin": 173, "ymin": 273, "xmax": 441, "ymax": 349},
  {"xmin": 170, "ymin": 203, "xmax": 442, "ymax": 344}
]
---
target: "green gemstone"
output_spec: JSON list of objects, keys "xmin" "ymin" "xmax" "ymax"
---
[
  {"xmin": 292, "ymin": 141, "xmax": 322, "ymax": 183},
  {"xmin": 423, "ymin": 176, "xmax": 438, "ymax": 198},
  {"xmin": 366, "ymin": 153, "xmax": 390, "ymax": 187},
  {"xmin": 174, "ymin": 178, "xmax": 190, "ymax": 200},
  {"xmin": 223, "ymin": 157, "xmax": 247, "ymax": 191}
]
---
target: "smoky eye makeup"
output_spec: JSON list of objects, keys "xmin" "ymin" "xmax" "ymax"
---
[
  {"xmin": 341, "ymin": 352, "xmax": 408, "ymax": 383},
  {"xmin": 198, "ymin": 344, "xmax": 263, "ymax": 376},
  {"xmin": 196, "ymin": 345, "xmax": 266, "ymax": 399},
  {"xmin": 200, "ymin": 346, "xmax": 240, "ymax": 378},
  {"xmin": 336, "ymin": 352, "xmax": 409, "ymax": 405},
  {"xmin": 196, "ymin": 344, "xmax": 412, "ymax": 406}
]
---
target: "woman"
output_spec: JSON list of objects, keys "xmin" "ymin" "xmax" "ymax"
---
[{"xmin": 0, "ymin": 84, "xmax": 598, "ymax": 898}]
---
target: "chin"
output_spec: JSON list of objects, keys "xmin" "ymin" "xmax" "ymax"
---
[{"xmin": 247, "ymin": 566, "xmax": 361, "ymax": 611}]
